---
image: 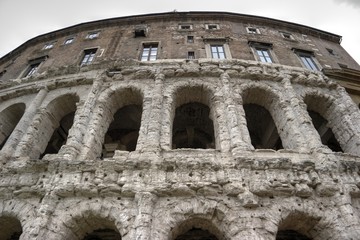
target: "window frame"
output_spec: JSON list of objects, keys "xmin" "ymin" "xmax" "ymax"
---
[
  {"xmin": 187, "ymin": 51, "xmax": 195, "ymax": 59},
  {"xmin": 187, "ymin": 36, "xmax": 194, "ymax": 43},
  {"xmin": 86, "ymin": 31, "xmax": 100, "ymax": 40},
  {"xmin": 43, "ymin": 42, "xmax": 55, "ymax": 50},
  {"xmin": 293, "ymin": 49, "xmax": 320, "ymax": 71},
  {"xmin": 205, "ymin": 24, "xmax": 220, "ymax": 30},
  {"xmin": 80, "ymin": 48, "xmax": 97, "ymax": 66},
  {"xmin": 140, "ymin": 43, "xmax": 159, "ymax": 61},
  {"xmin": 249, "ymin": 42, "xmax": 275, "ymax": 63},
  {"xmin": 22, "ymin": 56, "xmax": 47, "ymax": 78},
  {"xmin": 64, "ymin": 37, "xmax": 75, "ymax": 45},
  {"xmin": 246, "ymin": 27, "xmax": 260, "ymax": 34},
  {"xmin": 204, "ymin": 38, "xmax": 232, "ymax": 60},
  {"xmin": 178, "ymin": 24, "xmax": 193, "ymax": 31}
]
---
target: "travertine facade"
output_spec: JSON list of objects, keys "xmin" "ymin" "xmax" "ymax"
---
[{"xmin": 0, "ymin": 12, "xmax": 360, "ymax": 240}]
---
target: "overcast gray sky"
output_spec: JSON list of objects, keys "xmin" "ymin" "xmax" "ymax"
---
[{"xmin": 1, "ymin": 0, "xmax": 360, "ymax": 64}]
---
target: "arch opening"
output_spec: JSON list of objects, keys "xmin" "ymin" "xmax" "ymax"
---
[
  {"xmin": 172, "ymin": 102, "xmax": 215, "ymax": 149},
  {"xmin": 276, "ymin": 230, "xmax": 311, "ymax": 240},
  {"xmin": 304, "ymin": 94, "xmax": 344, "ymax": 153},
  {"xmin": 83, "ymin": 228, "xmax": 121, "ymax": 240},
  {"xmin": 171, "ymin": 218, "xmax": 224, "ymax": 240},
  {"xmin": 0, "ymin": 216, "xmax": 23, "ymax": 240},
  {"xmin": 307, "ymin": 110, "xmax": 342, "ymax": 152},
  {"xmin": 244, "ymin": 103, "xmax": 283, "ymax": 150},
  {"xmin": 39, "ymin": 94, "xmax": 79, "ymax": 158},
  {"xmin": 0, "ymin": 103, "xmax": 25, "ymax": 150},
  {"xmin": 102, "ymin": 104, "xmax": 142, "ymax": 157},
  {"xmin": 41, "ymin": 111, "xmax": 75, "ymax": 157},
  {"xmin": 174, "ymin": 227, "xmax": 218, "ymax": 240}
]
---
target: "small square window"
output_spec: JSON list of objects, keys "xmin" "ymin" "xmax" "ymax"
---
[
  {"xmin": 187, "ymin": 36, "xmax": 194, "ymax": 43},
  {"xmin": 281, "ymin": 32, "xmax": 293, "ymax": 40},
  {"xmin": 64, "ymin": 37, "xmax": 75, "ymax": 45},
  {"xmin": 326, "ymin": 48, "xmax": 336, "ymax": 56},
  {"xmin": 43, "ymin": 43, "xmax": 54, "ymax": 50},
  {"xmin": 141, "ymin": 43, "xmax": 158, "ymax": 61},
  {"xmin": 247, "ymin": 27, "xmax": 260, "ymax": 34},
  {"xmin": 81, "ymin": 49, "xmax": 97, "ymax": 66},
  {"xmin": 187, "ymin": 51, "xmax": 195, "ymax": 59},
  {"xmin": 179, "ymin": 24, "xmax": 193, "ymax": 30},
  {"xmin": 86, "ymin": 32, "xmax": 99, "ymax": 39},
  {"xmin": 206, "ymin": 24, "xmax": 219, "ymax": 30}
]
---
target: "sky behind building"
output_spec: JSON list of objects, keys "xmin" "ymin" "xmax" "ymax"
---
[{"xmin": 1, "ymin": 0, "xmax": 359, "ymax": 64}]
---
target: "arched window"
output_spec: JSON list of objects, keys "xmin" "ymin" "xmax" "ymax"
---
[
  {"xmin": 39, "ymin": 94, "xmax": 79, "ymax": 158},
  {"xmin": 243, "ymin": 103, "xmax": 282, "ymax": 150},
  {"xmin": 0, "ymin": 216, "xmax": 22, "ymax": 240},
  {"xmin": 0, "ymin": 103, "xmax": 25, "ymax": 150},
  {"xmin": 102, "ymin": 104, "xmax": 142, "ymax": 158},
  {"xmin": 172, "ymin": 86, "xmax": 215, "ymax": 149},
  {"xmin": 304, "ymin": 94, "xmax": 343, "ymax": 152}
]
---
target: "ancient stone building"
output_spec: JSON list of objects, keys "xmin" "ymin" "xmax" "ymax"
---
[{"xmin": 1, "ymin": 11, "xmax": 360, "ymax": 240}]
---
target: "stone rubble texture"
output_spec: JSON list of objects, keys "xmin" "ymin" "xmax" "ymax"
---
[{"xmin": 0, "ymin": 12, "xmax": 360, "ymax": 240}]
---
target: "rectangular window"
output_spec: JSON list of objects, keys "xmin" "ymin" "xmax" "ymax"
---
[
  {"xmin": 299, "ymin": 54, "xmax": 318, "ymax": 70},
  {"xmin": 256, "ymin": 48, "xmax": 272, "ymax": 63},
  {"xmin": 23, "ymin": 56, "xmax": 47, "ymax": 78},
  {"xmin": 206, "ymin": 24, "xmax": 219, "ymax": 30},
  {"xmin": 179, "ymin": 24, "xmax": 193, "ymax": 30},
  {"xmin": 187, "ymin": 51, "xmax": 195, "ymax": 59},
  {"xmin": 86, "ymin": 32, "xmax": 99, "ymax": 39},
  {"xmin": 187, "ymin": 36, "xmax": 194, "ymax": 43},
  {"xmin": 43, "ymin": 43, "xmax": 54, "ymax": 50},
  {"xmin": 141, "ymin": 43, "xmax": 158, "ymax": 61},
  {"xmin": 64, "ymin": 37, "xmax": 75, "ymax": 45},
  {"xmin": 247, "ymin": 27, "xmax": 260, "ymax": 34},
  {"xmin": 81, "ymin": 49, "xmax": 97, "ymax": 66},
  {"xmin": 211, "ymin": 45, "xmax": 226, "ymax": 59},
  {"xmin": 281, "ymin": 32, "xmax": 294, "ymax": 40}
]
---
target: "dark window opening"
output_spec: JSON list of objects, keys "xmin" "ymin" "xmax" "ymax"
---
[
  {"xmin": 81, "ymin": 48, "xmax": 97, "ymax": 66},
  {"xmin": 83, "ymin": 228, "xmax": 121, "ymax": 240},
  {"xmin": 0, "ymin": 103, "xmax": 25, "ymax": 150},
  {"xmin": 141, "ymin": 43, "xmax": 158, "ymax": 61},
  {"xmin": 135, "ymin": 25, "xmax": 147, "ymax": 37},
  {"xmin": 24, "ymin": 62, "xmax": 41, "ymax": 77},
  {"xmin": 172, "ymin": 102, "xmax": 214, "ymax": 149},
  {"xmin": 64, "ymin": 37, "xmax": 75, "ymax": 45},
  {"xmin": 41, "ymin": 112, "xmax": 75, "ymax": 158},
  {"xmin": 187, "ymin": 36, "xmax": 194, "ymax": 43},
  {"xmin": 326, "ymin": 48, "xmax": 336, "ymax": 56},
  {"xmin": 247, "ymin": 27, "xmax": 259, "ymax": 34},
  {"xmin": 102, "ymin": 104, "xmax": 142, "ymax": 158},
  {"xmin": 180, "ymin": 25, "xmax": 191, "ymax": 30},
  {"xmin": 308, "ymin": 110, "xmax": 343, "ymax": 152},
  {"xmin": 187, "ymin": 51, "xmax": 195, "ymax": 59},
  {"xmin": 276, "ymin": 230, "xmax": 312, "ymax": 240},
  {"xmin": 207, "ymin": 24, "xmax": 218, "ymax": 30},
  {"xmin": 244, "ymin": 104, "xmax": 283, "ymax": 150},
  {"xmin": 174, "ymin": 228, "xmax": 218, "ymax": 240}
]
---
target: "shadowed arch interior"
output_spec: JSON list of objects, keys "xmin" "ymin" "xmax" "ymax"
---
[
  {"xmin": 243, "ymin": 103, "xmax": 282, "ymax": 150},
  {"xmin": 171, "ymin": 218, "xmax": 225, "ymax": 240},
  {"xmin": 0, "ymin": 103, "xmax": 25, "ymax": 150},
  {"xmin": 0, "ymin": 216, "xmax": 23, "ymax": 240},
  {"xmin": 172, "ymin": 86, "xmax": 215, "ymax": 149},
  {"xmin": 40, "ymin": 94, "xmax": 79, "ymax": 158},
  {"xmin": 304, "ymin": 94, "xmax": 343, "ymax": 152},
  {"xmin": 101, "ymin": 87, "xmax": 143, "ymax": 158}
]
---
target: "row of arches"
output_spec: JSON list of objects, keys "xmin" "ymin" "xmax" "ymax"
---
[
  {"xmin": 0, "ymin": 214, "xmax": 316, "ymax": 240},
  {"xmin": 0, "ymin": 83, "xmax": 358, "ymax": 159}
]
